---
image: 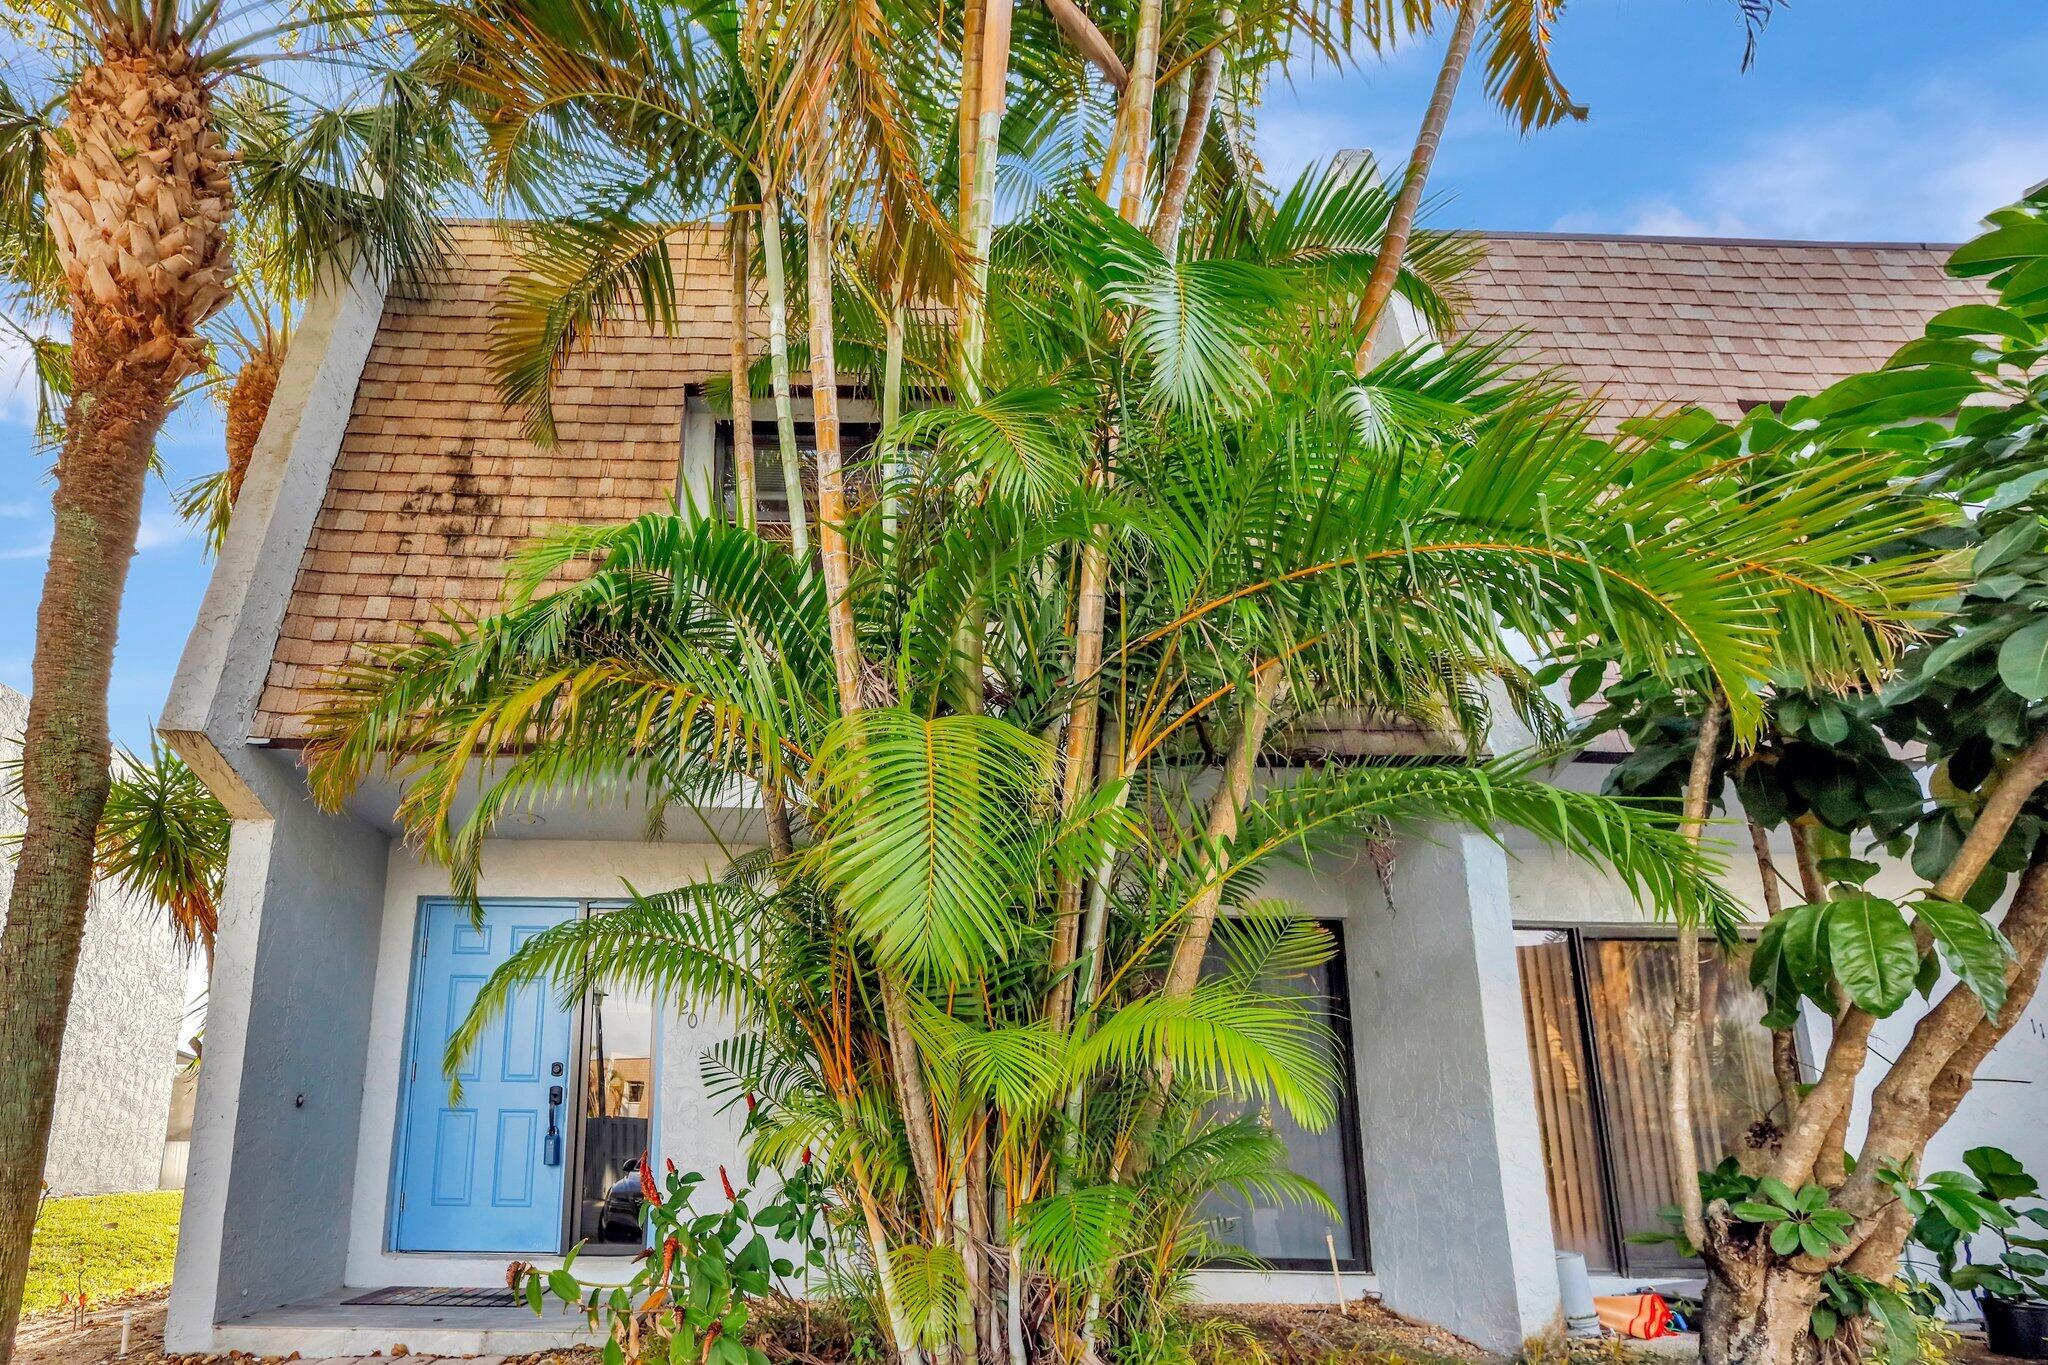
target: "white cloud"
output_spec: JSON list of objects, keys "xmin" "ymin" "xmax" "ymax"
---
[
  {"xmin": 135, "ymin": 510, "xmax": 195, "ymax": 553},
  {"xmin": 1558, "ymin": 78, "xmax": 2048, "ymax": 241}
]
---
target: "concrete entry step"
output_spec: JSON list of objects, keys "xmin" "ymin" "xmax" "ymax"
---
[{"xmin": 212, "ymin": 1291, "xmax": 599, "ymax": 1359}]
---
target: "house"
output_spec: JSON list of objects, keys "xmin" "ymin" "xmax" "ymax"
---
[
  {"xmin": 159, "ymin": 223, "xmax": 2029, "ymax": 1358},
  {"xmin": 0, "ymin": 683, "xmax": 188, "ymax": 1198}
]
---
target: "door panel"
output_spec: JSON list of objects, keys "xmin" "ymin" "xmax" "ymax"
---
[{"xmin": 396, "ymin": 900, "xmax": 577, "ymax": 1253}]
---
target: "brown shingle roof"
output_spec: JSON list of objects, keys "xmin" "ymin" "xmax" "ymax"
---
[
  {"xmin": 253, "ymin": 222, "xmax": 739, "ymax": 739},
  {"xmin": 1457, "ymin": 231, "xmax": 1982, "ymax": 433},
  {"xmin": 248, "ymin": 226, "xmax": 1983, "ymax": 740}
]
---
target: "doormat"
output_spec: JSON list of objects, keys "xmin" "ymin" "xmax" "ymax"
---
[{"xmin": 342, "ymin": 1287, "xmax": 523, "ymax": 1308}]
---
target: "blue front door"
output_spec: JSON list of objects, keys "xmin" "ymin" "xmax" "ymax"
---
[{"xmin": 395, "ymin": 899, "xmax": 578, "ymax": 1253}]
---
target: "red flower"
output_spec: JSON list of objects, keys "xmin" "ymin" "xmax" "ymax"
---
[
  {"xmin": 666, "ymin": 1157, "xmax": 678, "ymax": 1177},
  {"xmin": 639, "ymin": 1151, "xmax": 663, "ymax": 1207},
  {"xmin": 745, "ymin": 1092, "xmax": 757, "ymax": 1113},
  {"xmin": 660, "ymin": 1234, "xmax": 680, "ymax": 1281},
  {"xmin": 801, "ymin": 1147, "xmax": 812, "ymax": 1166},
  {"xmin": 719, "ymin": 1165, "xmax": 736, "ymax": 1201}
]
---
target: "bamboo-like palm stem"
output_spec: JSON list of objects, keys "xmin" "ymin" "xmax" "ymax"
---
[
  {"xmin": 1350, "ymin": 0, "xmax": 1480, "ymax": 372},
  {"xmin": 801, "ymin": 94, "xmax": 947, "ymax": 1277},
  {"xmin": 1115, "ymin": 0, "xmax": 1164, "ymax": 222},
  {"xmin": 1149, "ymin": 16, "xmax": 1226, "ymax": 256},
  {"xmin": 760, "ymin": 177, "xmax": 808, "ymax": 557},
  {"xmin": 1669, "ymin": 695, "xmax": 1725, "ymax": 1254},
  {"xmin": 727, "ymin": 205, "xmax": 757, "ymax": 528},
  {"xmin": 957, "ymin": 0, "xmax": 1012, "ymax": 396}
]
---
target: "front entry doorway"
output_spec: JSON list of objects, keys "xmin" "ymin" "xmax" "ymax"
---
[{"xmin": 392, "ymin": 899, "xmax": 655, "ymax": 1255}]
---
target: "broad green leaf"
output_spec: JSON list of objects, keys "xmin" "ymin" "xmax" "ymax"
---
[
  {"xmin": 1951, "ymin": 222, "xmax": 2048, "ymax": 275},
  {"xmin": 1915, "ymin": 898, "xmax": 2015, "ymax": 1019},
  {"xmin": 1999, "ymin": 616, "xmax": 2048, "ymax": 701},
  {"xmin": 1977, "ymin": 516, "xmax": 2043, "ymax": 573},
  {"xmin": 1967, "ymin": 1146, "xmax": 2042, "ymax": 1201},
  {"xmin": 1826, "ymin": 893, "xmax": 1919, "ymax": 1015},
  {"xmin": 1927, "ymin": 303, "xmax": 2040, "ymax": 343},
  {"xmin": 1780, "ymin": 901, "xmax": 1835, "ymax": 1001}
]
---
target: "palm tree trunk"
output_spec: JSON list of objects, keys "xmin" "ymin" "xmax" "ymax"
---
[
  {"xmin": 1113, "ymin": 665, "xmax": 1284, "ymax": 1183},
  {"xmin": 958, "ymin": 0, "xmax": 1012, "ymax": 395},
  {"xmin": 1350, "ymin": 0, "xmax": 1481, "ymax": 372},
  {"xmin": 881, "ymin": 297, "xmax": 906, "ymax": 538},
  {"xmin": 1114, "ymin": 0, "xmax": 1164, "ymax": 221},
  {"xmin": 727, "ymin": 205, "xmax": 758, "ymax": 528},
  {"xmin": 802, "ymin": 99, "xmax": 949, "ymax": 1300},
  {"xmin": 957, "ymin": 0, "xmax": 985, "ymax": 229},
  {"xmin": 1669, "ymin": 696, "xmax": 1725, "ymax": 1254},
  {"xmin": 760, "ymin": 178, "xmax": 808, "ymax": 556},
  {"xmin": 1149, "ymin": 19, "xmax": 1227, "ymax": 256},
  {"xmin": 1052, "ymin": 3, "xmax": 1169, "ymax": 1026},
  {"xmin": 0, "ymin": 318, "xmax": 182, "ymax": 1362},
  {"xmin": 2, "ymin": 45, "xmax": 229, "ymax": 1354},
  {"xmin": 224, "ymin": 346, "xmax": 281, "ymax": 506}
]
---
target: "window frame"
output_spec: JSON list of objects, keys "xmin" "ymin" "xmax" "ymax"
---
[
  {"xmin": 1514, "ymin": 921, "xmax": 1790, "ymax": 1277},
  {"xmin": 1202, "ymin": 927, "xmax": 1372, "ymax": 1274}
]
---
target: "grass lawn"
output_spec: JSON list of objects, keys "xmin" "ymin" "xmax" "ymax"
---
[{"xmin": 24, "ymin": 1191, "xmax": 182, "ymax": 1315}]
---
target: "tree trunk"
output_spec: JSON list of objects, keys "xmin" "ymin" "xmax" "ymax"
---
[
  {"xmin": 1115, "ymin": 665, "xmax": 1284, "ymax": 1171},
  {"xmin": 0, "ymin": 311, "xmax": 180, "ymax": 1362},
  {"xmin": 1149, "ymin": 20, "xmax": 1226, "ymax": 256},
  {"xmin": 1114, "ymin": 0, "xmax": 1164, "ymax": 222},
  {"xmin": 224, "ymin": 346, "xmax": 281, "ymax": 506},
  {"xmin": 727, "ymin": 205, "xmax": 758, "ymax": 528},
  {"xmin": 2, "ymin": 45, "xmax": 229, "ymax": 1352},
  {"xmin": 759, "ymin": 179, "xmax": 808, "ymax": 556},
  {"xmin": 1669, "ymin": 697, "xmax": 1725, "ymax": 1250},
  {"xmin": 1747, "ymin": 817, "xmax": 1803, "ymax": 1122},
  {"xmin": 1698, "ymin": 1238, "xmax": 1825, "ymax": 1365},
  {"xmin": 1351, "ymin": 0, "xmax": 1481, "ymax": 371},
  {"xmin": 957, "ymin": 0, "xmax": 1012, "ymax": 396}
]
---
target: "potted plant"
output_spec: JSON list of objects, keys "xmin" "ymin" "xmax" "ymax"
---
[{"xmin": 1906, "ymin": 1147, "xmax": 2048, "ymax": 1358}]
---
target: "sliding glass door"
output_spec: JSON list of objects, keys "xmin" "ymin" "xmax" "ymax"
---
[{"xmin": 1515, "ymin": 927, "xmax": 1787, "ymax": 1274}]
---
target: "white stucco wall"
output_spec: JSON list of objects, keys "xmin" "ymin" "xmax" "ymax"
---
[{"xmin": 0, "ymin": 684, "xmax": 184, "ymax": 1197}]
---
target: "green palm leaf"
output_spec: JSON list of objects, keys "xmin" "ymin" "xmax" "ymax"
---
[{"xmin": 805, "ymin": 708, "xmax": 1053, "ymax": 979}]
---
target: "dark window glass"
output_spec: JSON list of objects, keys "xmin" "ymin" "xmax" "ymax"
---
[
  {"xmin": 1199, "ymin": 933, "xmax": 1368, "ymax": 1268},
  {"xmin": 715, "ymin": 421, "xmax": 880, "ymax": 526}
]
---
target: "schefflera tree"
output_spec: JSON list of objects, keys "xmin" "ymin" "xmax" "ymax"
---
[{"xmin": 1590, "ymin": 192, "xmax": 2048, "ymax": 1365}]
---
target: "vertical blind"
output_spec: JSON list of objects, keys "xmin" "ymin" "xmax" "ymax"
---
[{"xmin": 1516, "ymin": 929, "xmax": 1785, "ymax": 1274}]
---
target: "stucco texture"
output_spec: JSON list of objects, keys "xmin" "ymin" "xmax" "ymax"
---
[{"xmin": 0, "ymin": 684, "xmax": 187, "ymax": 1196}]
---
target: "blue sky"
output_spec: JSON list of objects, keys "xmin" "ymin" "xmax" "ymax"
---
[{"xmin": 2, "ymin": 0, "xmax": 2045, "ymax": 753}]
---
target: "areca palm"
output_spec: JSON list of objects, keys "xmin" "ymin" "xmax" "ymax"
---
[
  {"xmin": 303, "ymin": 156, "xmax": 1948, "ymax": 1363},
  {"xmin": 0, "ymin": 5, "xmax": 465, "ymax": 1350}
]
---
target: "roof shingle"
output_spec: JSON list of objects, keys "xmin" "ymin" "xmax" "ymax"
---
[
  {"xmin": 1456, "ymin": 232, "xmax": 1981, "ymax": 433},
  {"xmin": 248, "ymin": 225, "xmax": 1983, "ymax": 739}
]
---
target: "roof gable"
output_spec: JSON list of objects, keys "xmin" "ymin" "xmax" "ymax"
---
[{"xmin": 249, "ymin": 225, "xmax": 1981, "ymax": 740}]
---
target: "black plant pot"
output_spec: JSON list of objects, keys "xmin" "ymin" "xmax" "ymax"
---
[{"xmin": 1985, "ymin": 1296, "xmax": 2048, "ymax": 1358}]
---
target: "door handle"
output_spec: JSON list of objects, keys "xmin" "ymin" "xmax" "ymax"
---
[{"xmin": 544, "ymin": 1084, "xmax": 564, "ymax": 1167}]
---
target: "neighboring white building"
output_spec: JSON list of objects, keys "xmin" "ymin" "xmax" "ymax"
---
[
  {"xmin": 157, "ymin": 224, "xmax": 2033, "ymax": 1358},
  {"xmin": 0, "ymin": 684, "xmax": 187, "ymax": 1197}
]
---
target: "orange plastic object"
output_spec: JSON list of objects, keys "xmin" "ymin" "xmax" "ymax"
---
[{"xmin": 1594, "ymin": 1293, "xmax": 1674, "ymax": 1339}]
